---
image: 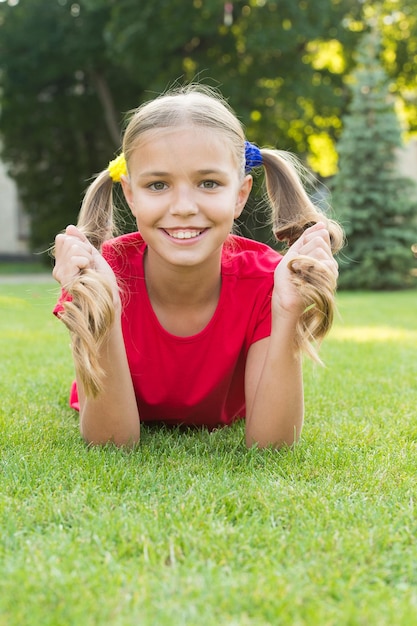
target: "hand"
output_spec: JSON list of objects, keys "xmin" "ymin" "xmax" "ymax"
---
[
  {"xmin": 272, "ymin": 222, "xmax": 338, "ymax": 318},
  {"xmin": 53, "ymin": 225, "xmax": 118, "ymax": 298}
]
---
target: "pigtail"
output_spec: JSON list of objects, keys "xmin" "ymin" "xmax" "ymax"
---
[
  {"xmin": 261, "ymin": 149, "xmax": 343, "ymax": 362},
  {"xmin": 58, "ymin": 170, "xmax": 117, "ymax": 397}
]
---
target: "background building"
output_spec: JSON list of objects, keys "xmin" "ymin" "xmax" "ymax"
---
[{"xmin": 0, "ymin": 153, "xmax": 29, "ymax": 258}]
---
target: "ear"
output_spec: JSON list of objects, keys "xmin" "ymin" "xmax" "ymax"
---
[
  {"xmin": 120, "ymin": 175, "xmax": 135, "ymax": 213},
  {"xmin": 234, "ymin": 175, "xmax": 253, "ymax": 219}
]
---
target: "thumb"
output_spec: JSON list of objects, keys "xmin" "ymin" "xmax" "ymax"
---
[
  {"xmin": 284, "ymin": 222, "xmax": 326, "ymax": 259},
  {"xmin": 284, "ymin": 231, "xmax": 306, "ymax": 261},
  {"xmin": 65, "ymin": 224, "xmax": 90, "ymax": 244}
]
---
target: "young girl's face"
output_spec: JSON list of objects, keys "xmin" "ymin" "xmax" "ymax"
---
[{"xmin": 121, "ymin": 127, "xmax": 252, "ymax": 269}]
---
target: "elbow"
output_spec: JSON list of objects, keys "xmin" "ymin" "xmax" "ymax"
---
[
  {"xmin": 81, "ymin": 434, "xmax": 141, "ymax": 449},
  {"xmin": 80, "ymin": 426, "xmax": 140, "ymax": 449},
  {"xmin": 79, "ymin": 405, "xmax": 141, "ymax": 448},
  {"xmin": 245, "ymin": 425, "xmax": 302, "ymax": 450}
]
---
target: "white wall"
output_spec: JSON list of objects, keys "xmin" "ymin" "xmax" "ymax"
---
[
  {"xmin": 0, "ymin": 156, "xmax": 29, "ymax": 256},
  {"xmin": 397, "ymin": 138, "xmax": 417, "ymax": 187}
]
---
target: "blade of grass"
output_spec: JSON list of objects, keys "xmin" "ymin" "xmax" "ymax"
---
[{"xmin": 1, "ymin": 284, "xmax": 417, "ymax": 626}]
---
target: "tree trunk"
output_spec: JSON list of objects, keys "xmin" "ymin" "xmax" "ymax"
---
[{"xmin": 90, "ymin": 70, "xmax": 121, "ymax": 148}]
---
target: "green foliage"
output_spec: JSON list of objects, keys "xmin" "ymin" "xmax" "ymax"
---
[
  {"xmin": 0, "ymin": 0, "xmax": 135, "ymax": 253},
  {"xmin": 369, "ymin": 0, "xmax": 417, "ymax": 132},
  {"xmin": 0, "ymin": 261, "xmax": 47, "ymax": 275},
  {"xmin": 1, "ymin": 0, "xmax": 417, "ymax": 258},
  {"xmin": 0, "ymin": 0, "xmax": 363, "ymax": 254},
  {"xmin": 1, "ymin": 282, "xmax": 417, "ymax": 624},
  {"xmin": 331, "ymin": 30, "xmax": 417, "ymax": 290}
]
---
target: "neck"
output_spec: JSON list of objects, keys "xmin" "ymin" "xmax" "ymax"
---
[{"xmin": 144, "ymin": 248, "xmax": 222, "ymax": 308}]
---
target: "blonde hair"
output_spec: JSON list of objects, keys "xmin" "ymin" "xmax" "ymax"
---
[{"xmin": 57, "ymin": 84, "xmax": 343, "ymax": 396}]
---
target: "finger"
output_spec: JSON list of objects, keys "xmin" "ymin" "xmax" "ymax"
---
[
  {"xmin": 305, "ymin": 221, "xmax": 326, "ymax": 232},
  {"xmin": 68, "ymin": 239, "xmax": 94, "ymax": 262},
  {"xmin": 303, "ymin": 226, "xmax": 331, "ymax": 246},
  {"xmin": 53, "ymin": 247, "xmax": 91, "ymax": 274},
  {"xmin": 301, "ymin": 241, "xmax": 332, "ymax": 261},
  {"xmin": 315, "ymin": 256, "xmax": 339, "ymax": 279},
  {"xmin": 65, "ymin": 224, "xmax": 90, "ymax": 244},
  {"xmin": 288, "ymin": 252, "xmax": 338, "ymax": 278},
  {"xmin": 54, "ymin": 235, "xmax": 94, "ymax": 279},
  {"xmin": 299, "ymin": 231, "xmax": 334, "ymax": 258},
  {"xmin": 54, "ymin": 233, "xmax": 67, "ymax": 256},
  {"xmin": 285, "ymin": 223, "xmax": 329, "ymax": 257},
  {"xmin": 70, "ymin": 254, "xmax": 91, "ymax": 270}
]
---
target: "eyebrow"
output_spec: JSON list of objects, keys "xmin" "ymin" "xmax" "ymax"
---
[
  {"xmin": 196, "ymin": 169, "xmax": 227, "ymax": 175},
  {"xmin": 136, "ymin": 171, "xmax": 170, "ymax": 178},
  {"xmin": 137, "ymin": 168, "xmax": 228, "ymax": 178}
]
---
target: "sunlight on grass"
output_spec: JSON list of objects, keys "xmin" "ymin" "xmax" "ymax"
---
[
  {"xmin": 1, "ymin": 284, "xmax": 417, "ymax": 626},
  {"xmin": 0, "ymin": 295, "xmax": 28, "ymax": 308},
  {"xmin": 330, "ymin": 325, "xmax": 417, "ymax": 342}
]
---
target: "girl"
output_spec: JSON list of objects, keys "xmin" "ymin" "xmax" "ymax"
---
[{"xmin": 53, "ymin": 85, "xmax": 342, "ymax": 449}]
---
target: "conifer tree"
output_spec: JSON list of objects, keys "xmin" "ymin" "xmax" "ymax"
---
[{"xmin": 331, "ymin": 30, "xmax": 417, "ymax": 290}]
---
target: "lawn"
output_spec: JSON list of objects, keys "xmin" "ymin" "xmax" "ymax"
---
[
  {"xmin": 0, "ymin": 280, "xmax": 416, "ymax": 626},
  {"xmin": 0, "ymin": 260, "xmax": 50, "ymax": 275}
]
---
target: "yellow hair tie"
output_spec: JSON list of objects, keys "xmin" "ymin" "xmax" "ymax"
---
[{"xmin": 107, "ymin": 153, "xmax": 127, "ymax": 182}]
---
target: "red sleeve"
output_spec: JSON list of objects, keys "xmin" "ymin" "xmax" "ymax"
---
[
  {"xmin": 52, "ymin": 289, "xmax": 71, "ymax": 318},
  {"xmin": 245, "ymin": 252, "xmax": 281, "ymax": 348},
  {"xmin": 69, "ymin": 381, "xmax": 80, "ymax": 411},
  {"xmin": 250, "ymin": 286, "xmax": 273, "ymax": 346}
]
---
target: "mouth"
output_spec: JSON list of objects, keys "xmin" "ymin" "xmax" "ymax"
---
[{"xmin": 163, "ymin": 229, "xmax": 206, "ymax": 240}]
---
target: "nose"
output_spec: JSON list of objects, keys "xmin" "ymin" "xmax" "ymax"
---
[{"xmin": 169, "ymin": 184, "xmax": 198, "ymax": 216}]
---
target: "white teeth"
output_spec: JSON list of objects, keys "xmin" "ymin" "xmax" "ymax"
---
[{"xmin": 169, "ymin": 230, "xmax": 201, "ymax": 240}]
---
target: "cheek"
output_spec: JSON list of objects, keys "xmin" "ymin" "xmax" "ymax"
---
[
  {"xmin": 132, "ymin": 208, "xmax": 151, "ymax": 227},
  {"xmin": 216, "ymin": 206, "xmax": 239, "ymax": 231},
  {"xmin": 209, "ymin": 197, "xmax": 237, "ymax": 222},
  {"xmin": 128, "ymin": 192, "xmax": 158, "ymax": 220}
]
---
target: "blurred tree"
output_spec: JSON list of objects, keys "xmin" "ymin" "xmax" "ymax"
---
[
  {"xmin": 331, "ymin": 29, "xmax": 417, "ymax": 290},
  {"xmin": 0, "ymin": 0, "xmax": 413, "ymax": 256},
  {"xmin": 364, "ymin": 0, "xmax": 417, "ymax": 138},
  {"xmin": 97, "ymin": 0, "xmax": 362, "ymax": 170},
  {"xmin": 0, "ymin": 0, "xmax": 135, "ymax": 254}
]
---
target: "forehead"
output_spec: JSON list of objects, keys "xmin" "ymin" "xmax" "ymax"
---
[{"xmin": 130, "ymin": 126, "xmax": 241, "ymax": 167}]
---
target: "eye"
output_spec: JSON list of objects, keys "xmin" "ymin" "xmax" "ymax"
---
[
  {"xmin": 149, "ymin": 181, "xmax": 167, "ymax": 191},
  {"xmin": 200, "ymin": 180, "xmax": 219, "ymax": 189}
]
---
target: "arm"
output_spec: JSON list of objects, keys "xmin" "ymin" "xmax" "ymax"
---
[
  {"xmin": 244, "ymin": 315, "xmax": 303, "ymax": 449},
  {"xmin": 75, "ymin": 315, "xmax": 140, "ymax": 447},
  {"xmin": 244, "ymin": 223, "xmax": 338, "ymax": 449},
  {"xmin": 53, "ymin": 225, "xmax": 140, "ymax": 447}
]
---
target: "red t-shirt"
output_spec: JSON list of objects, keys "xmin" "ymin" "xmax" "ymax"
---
[{"xmin": 55, "ymin": 232, "xmax": 282, "ymax": 428}]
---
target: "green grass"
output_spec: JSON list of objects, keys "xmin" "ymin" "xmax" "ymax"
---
[
  {"xmin": 1, "ymin": 282, "xmax": 417, "ymax": 625},
  {"xmin": 0, "ymin": 260, "xmax": 50, "ymax": 275}
]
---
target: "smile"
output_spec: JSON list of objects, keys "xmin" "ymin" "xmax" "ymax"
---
[{"xmin": 165, "ymin": 230, "xmax": 203, "ymax": 240}]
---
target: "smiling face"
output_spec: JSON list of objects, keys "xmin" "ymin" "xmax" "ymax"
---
[{"xmin": 121, "ymin": 126, "xmax": 252, "ymax": 270}]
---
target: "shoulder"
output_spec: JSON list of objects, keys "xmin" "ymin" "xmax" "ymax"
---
[
  {"xmin": 102, "ymin": 231, "xmax": 145, "ymax": 255},
  {"xmin": 101, "ymin": 232, "xmax": 145, "ymax": 273},
  {"xmin": 222, "ymin": 234, "xmax": 282, "ymax": 278}
]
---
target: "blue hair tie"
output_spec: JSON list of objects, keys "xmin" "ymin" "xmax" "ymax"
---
[{"xmin": 245, "ymin": 141, "xmax": 263, "ymax": 173}]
